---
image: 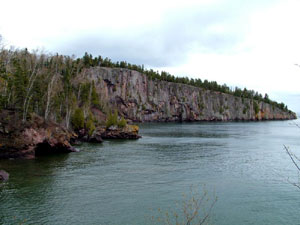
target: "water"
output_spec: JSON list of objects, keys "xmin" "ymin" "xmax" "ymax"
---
[{"xmin": 1, "ymin": 120, "xmax": 300, "ymax": 225}]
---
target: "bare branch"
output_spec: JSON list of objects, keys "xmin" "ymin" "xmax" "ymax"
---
[
  {"xmin": 284, "ymin": 145, "xmax": 300, "ymax": 171},
  {"xmin": 286, "ymin": 177, "xmax": 300, "ymax": 190}
]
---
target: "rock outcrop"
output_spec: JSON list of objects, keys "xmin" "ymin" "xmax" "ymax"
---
[
  {"xmin": 77, "ymin": 67, "xmax": 296, "ymax": 122},
  {"xmin": 0, "ymin": 110, "xmax": 141, "ymax": 159},
  {"xmin": 75, "ymin": 128, "xmax": 103, "ymax": 144},
  {"xmin": 74, "ymin": 125, "xmax": 140, "ymax": 142},
  {"xmin": 99, "ymin": 125, "xmax": 141, "ymax": 139},
  {"xmin": 0, "ymin": 111, "xmax": 77, "ymax": 159}
]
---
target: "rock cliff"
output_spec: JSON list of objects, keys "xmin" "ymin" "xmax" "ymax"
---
[{"xmin": 77, "ymin": 67, "xmax": 296, "ymax": 122}]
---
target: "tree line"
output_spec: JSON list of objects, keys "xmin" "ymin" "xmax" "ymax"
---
[
  {"xmin": 0, "ymin": 46, "xmax": 292, "ymax": 130},
  {"xmin": 81, "ymin": 52, "xmax": 290, "ymax": 112}
]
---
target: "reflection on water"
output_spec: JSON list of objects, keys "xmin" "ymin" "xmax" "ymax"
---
[{"xmin": 1, "ymin": 120, "xmax": 300, "ymax": 225}]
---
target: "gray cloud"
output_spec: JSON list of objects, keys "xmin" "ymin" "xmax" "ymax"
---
[{"xmin": 54, "ymin": 0, "xmax": 279, "ymax": 67}]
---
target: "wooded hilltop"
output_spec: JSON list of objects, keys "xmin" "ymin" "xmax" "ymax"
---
[
  {"xmin": 0, "ymin": 48, "xmax": 295, "ymax": 128},
  {"xmin": 0, "ymin": 46, "xmax": 296, "ymax": 159}
]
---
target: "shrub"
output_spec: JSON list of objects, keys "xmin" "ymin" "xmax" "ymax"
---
[
  {"xmin": 86, "ymin": 118, "xmax": 96, "ymax": 136},
  {"xmin": 106, "ymin": 111, "xmax": 128, "ymax": 128},
  {"xmin": 106, "ymin": 110, "xmax": 118, "ymax": 128},
  {"xmin": 118, "ymin": 116, "xmax": 127, "ymax": 128},
  {"xmin": 253, "ymin": 101, "xmax": 260, "ymax": 115},
  {"xmin": 91, "ymin": 82, "xmax": 101, "ymax": 107},
  {"xmin": 219, "ymin": 107, "xmax": 224, "ymax": 114},
  {"xmin": 71, "ymin": 108, "xmax": 84, "ymax": 130},
  {"xmin": 198, "ymin": 102, "xmax": 205, "ymax": 110}
]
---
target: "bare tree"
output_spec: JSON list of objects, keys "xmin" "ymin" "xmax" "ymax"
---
[
  {"xmin": 45, "ymin": 73, "xmax": 58, "ymax": 120},
  {"xmin": 44, "ymin": 55, "xmax": 61, "ymax": 120},
  {"xmin": 151, "ymin": 186, "xmax": 217, "ymax": 225},
  {"xmin": 65, "ymin": 93, "xmax": 76, "ymax": 129},
  {"xmin": 284, "ymin": 144, "xmax": 300, "ymax": 189},
  {"xmin": 22, "ymin": 52, "xmax": 39, "ymax": 121}
]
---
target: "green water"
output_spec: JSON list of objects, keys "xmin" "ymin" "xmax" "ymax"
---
[{"xmin": 1, "ymin": 120, "xmax": 300, "ymax": 224}]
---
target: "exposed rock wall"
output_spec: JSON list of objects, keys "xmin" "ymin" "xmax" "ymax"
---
[{"xmin": 78, "ymin": 67, "xmax": 296, "ymax": 122}]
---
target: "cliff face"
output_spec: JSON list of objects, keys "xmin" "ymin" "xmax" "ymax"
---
[{"xmin": 78, "ymin": 67, "xmax": 296, "ymax": 122}]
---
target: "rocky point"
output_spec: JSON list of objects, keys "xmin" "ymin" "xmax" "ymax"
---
[{"xmin": 0, "ymin": 110, "xmax": 77, "ymax": 159}]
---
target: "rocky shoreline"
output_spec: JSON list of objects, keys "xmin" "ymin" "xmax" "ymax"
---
[
  {"xmin": 0, "ymin": 106, "xmax": 296, "ymax": 160},
  {"xmin": 0, "ymin": 110, "xmax": 141, "ymax": 160}
]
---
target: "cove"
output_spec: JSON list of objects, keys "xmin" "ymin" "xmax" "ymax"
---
[{"xmin": 1, "ymin": 120, "xmax": 300, "ymax": 224}]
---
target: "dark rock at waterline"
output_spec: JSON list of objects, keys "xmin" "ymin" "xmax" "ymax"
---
[
  {"xmin": 88, "ymin": 131, "xmax": 103, "ymax": 143},
  {"xmin": 0, "ymin": 170, "xmax": 9, "ymax": 181},
  {"xmin": 73, "ymin": 125, "xmax": 141, "ymax": 143},
  {"xmin": 100, "ymin": 125, "xmax": 141, "ymax": 139},
  {"xmin": 75, "ymin": 128, "xmax": 103, "ymax": 143},
  {"xmin": 35, "ymin": 141, "xmax": 79, "ymax": 156},
  {"xmin": 0, "ymin": 110, "xmax": 77, "ymax": 159},
  {"xmin": 70, "ymin": 139, "xmax": 82, "ymax": 146}
]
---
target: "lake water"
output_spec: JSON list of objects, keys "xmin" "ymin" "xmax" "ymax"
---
[{"xmin": 1, "ymin": 120, "xmax": 300, "ymax": 225}]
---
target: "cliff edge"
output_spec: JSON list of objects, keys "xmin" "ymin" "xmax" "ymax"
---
[{"xmin": 78, "ymin": 67, "xmax": 296, "ymax": 122}]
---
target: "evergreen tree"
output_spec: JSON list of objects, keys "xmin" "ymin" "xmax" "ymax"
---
[{"xmin": 71, "ymin": 108, "xmax": 84, "ymax": 130}]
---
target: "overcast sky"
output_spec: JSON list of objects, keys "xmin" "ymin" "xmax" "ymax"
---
[{"xmin": 1, "ymin": 0, "xmax": 300, "ymax": 112}]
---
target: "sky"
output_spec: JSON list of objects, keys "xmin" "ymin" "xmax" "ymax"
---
[{"xmin": 1, "ymin": 0, "xmax": 300, "ymax": 112}]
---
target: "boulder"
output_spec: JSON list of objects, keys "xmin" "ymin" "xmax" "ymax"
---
[{"xmin": 0, "ymin": 170, "xmax": 9, "ymax": 181}]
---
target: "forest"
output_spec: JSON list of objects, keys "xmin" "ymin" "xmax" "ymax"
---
[{"xmin": 0, "ymin": 44, "xmax": 291, "ymax": 131}]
